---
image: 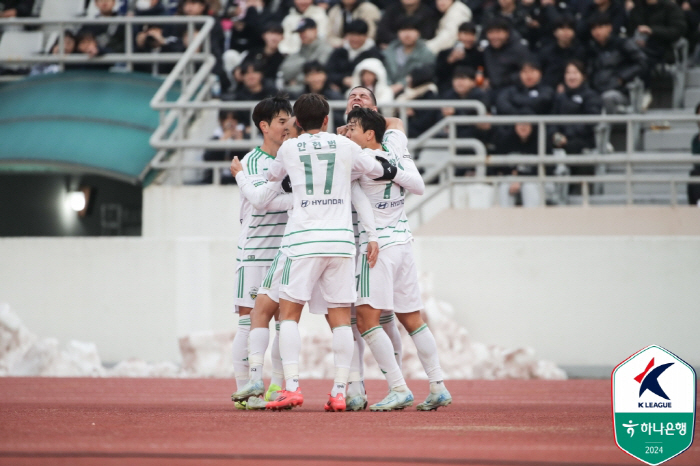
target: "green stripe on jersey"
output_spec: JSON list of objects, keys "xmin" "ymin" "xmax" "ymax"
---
[
  {"xmin": 282, "ymin": 240, "xmax": 356, "ymax": 248},
  {"xmin": 284, "ymin": 228, "xmax": 353, "ymax": 237},
  {"xmin": 287, "ymin": 252, "xmax": 354, "ymax": 258},
  {"xmin": 237, "ymin": 268, "xmax": 244, "ymax": 298},
  {"xmin": 262, "ymin": 251, "xmax": 282, "ymax": 288},
  {"xmin": 281, "ymin": 257, "xmax": 292, "ymax": 285}
]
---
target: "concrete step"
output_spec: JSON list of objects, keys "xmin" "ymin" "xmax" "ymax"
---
[
  {"xmin": 643, "ymin": 127, "xmax": 696, "ymax": 151},
  {"xmin": 683, "ymin": 88, "xmax": 700, "ymax": 108},
  {"xmin": 686, "ymin": 67, "xmax": 700, "ymax": 87}
]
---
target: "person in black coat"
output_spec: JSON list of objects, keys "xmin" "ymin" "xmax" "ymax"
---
[
  {"xmin": 628, "ymin": 0, "xmax": 687, "ymax": 66},
  {"xmin": 224, "ymin": 61, "xmax": 279, "ymax": 129},
  {"xmin": 482, "ymin": 17, "xmax": 530, "ymax": 96},
  {"xmin": 538, "ymin": 16, "xmax": 587, "ymax": 89},
  {"xmin": 325, "ymin": 20, "xmax": 384, "ymax": 92},
  {"xmin": 549, "ymin": 60, "xmax": 603, "ymax": 155},
  {"xmin": 203, "ymin": 110, "xmax": 249, "ymax": 184},
  {"xmin": 375, "ymin": 0, "xmax": 439, "ymax": 47},
  {"xmin": 79, "ymin": 0, "xmax": 125, "ymax": 53},
  {"xmin": 587, "ymin": 12, "xmax": 648, "ymax": 113},
  {"xmin": 297, "ymin": 60, "xmax": 346, "ymax": 128},
  {"xmin": 492, "ymin": 123, "xmax": 542, "ymax": 207},
  {"xmin": 435, "ymin": 21, "xmax": 484, "ymax": 94},
  {"xmin": 496, "ymin": 59, "xmax": 555, "ymax": 115},
  {"xmin": 481, "ymin": 0, "xmax": 530, "ymax": 42},
  {"xmin": 397, "ymin": 65, "xmax": 441, "ymax": 137},
  {"xmin": 239, "ymin": 23, "xmax": 286, "ymax": 89},
  {"xmin": 576, "ymin": 0, "xmax": 627, "ymax": 43},
  {"xmin": 688, "ymin": 102, "xmax": 700, "ymax": 205}
]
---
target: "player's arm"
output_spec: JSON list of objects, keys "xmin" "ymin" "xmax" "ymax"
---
[
  {"xmin": 265, "ymin": 192, "xmax": 294, "ymax": 211},
  {"xmin": 266, "ymin": 142, "xmax": 289, "ymax": 182},
  {"xmin": 351, "ymin": 181, "xmax": 377, "ymax": 243},
  {"xmin": 385, "ymin": 117, "xmax": 405, "ymax": 132},
  {"xmin": 231, "ymin": 157, "xmax": 288, "ymax": 211},
  {"xmin": 383, "ymin": 129, "xmax": 425, "ymax": 195},
  {"xmin": 351, "ymin": 181, "xmax": 379, "ymax": 268},
  {"xmin": 349, "ymin": 142, "xmax": 386, "ymax": 180}
]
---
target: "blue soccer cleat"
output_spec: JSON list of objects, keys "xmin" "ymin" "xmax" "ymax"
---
[
  {"xmin": 416, "ymin": 388, "xmax": 452, "ymax": 411},
  {"xmin": 231, "ymin": 379, "xmax": 264, "ymax": 402},
  {"xmin": 369, "ymin": 389, "xmax": 414, "ymax": 411}
]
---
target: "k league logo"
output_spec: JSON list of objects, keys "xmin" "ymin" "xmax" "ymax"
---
[{"xmin": 612, "ymin": 345, "xmax": 696, "ymax": 465}]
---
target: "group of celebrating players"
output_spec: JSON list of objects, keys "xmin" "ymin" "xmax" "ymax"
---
[{"xmin": 227, "ymin": 87, "xmax": 451, "ymax": 412}]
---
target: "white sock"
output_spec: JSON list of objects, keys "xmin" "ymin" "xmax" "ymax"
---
[
  {"xmin": 279, "ymin": 320, "xmax": 300, "ymax": 392},
  {"xmin": 232, "ymin": 315, "xmax": 251, "ymax": 389},
  {"xmin": 351, "ymin": 320, "xmax": 365, "ymax": 379},
  {"xmin": 331, "ymin": 326, "xmax": 353, "ymax": 397},
  {"xmin": 347, "ymin": 339, "xmax": 364, "ymax": 397},
  {"xmin": 362, "ymin": 326, "xmax": 407, "ymax": 391},
  {"xmin": 410, "ymin": 324, "xmax": 445, "ymax": 388},
  {"xmin": 380, "ymin": 313, "xmax": 403, "ymax": 370},
  {"xmin": 270, "ymin": 322, "xmax": 284, "ymax": 388},
  {"xmin": 247, "ymin": 327, "xmax": 268, "ymax": 382}
]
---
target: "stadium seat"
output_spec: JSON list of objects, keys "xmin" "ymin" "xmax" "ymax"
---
[
  {"xmin": 39, "ymin": 0, "xmax": 85, "ymax": 19},
  {"xmin": 0, "ymin": 30, "xmax": 44, "ymax": 64}
]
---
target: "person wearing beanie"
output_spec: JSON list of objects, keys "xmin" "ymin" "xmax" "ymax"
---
[{"xmin": 326, "ymin": 19, "xmax": 385, "ymax": 92}]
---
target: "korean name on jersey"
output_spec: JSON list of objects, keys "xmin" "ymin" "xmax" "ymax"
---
[
  {"xmin": 237, "ymin": 147, "xmax": 288, "ymax": 268},
  {"xmin": 357, "ymin": 129, "xmax": 417, "ymax": 252}
]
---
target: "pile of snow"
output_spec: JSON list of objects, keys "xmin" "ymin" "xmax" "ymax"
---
[{"xmin": 0, "ymin": 280, "xmax": 566, "ymax": 380}]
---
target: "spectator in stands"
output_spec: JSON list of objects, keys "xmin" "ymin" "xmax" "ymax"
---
[
  {"xmin": 549, "ymin": 60, "xmax": 603, "ymax": 154},
  {"xmin": 482, "ymin": 0, "xmax": 529, "ymax": 41},
  {"xmin": 628, "ymin": 0, "xmax": 686, "ymax": 68},
  {"xmin": 300, "ymin": 60, "xmax": 345, "ymax": 124},
  {"xmin": 375, "ymin": 0, "xmax": 439, "ymax": 48},
  {"xmin": 176, "ymin": 0, "xmax": 230, "ymax": 90},
  {"xmin": 688, "ymin": 101, "xmax": 700, "ymax": 205},
  {"xmin": 396, "ymin": 65, "xmax": 441, "ymax": 136},
  {"xmin": 203, "ymin": 110, "xmax": 249, "ymax": 184},
  {"xmin": 225, "ymin": 61, "xmax": 278, "ymax": 126},
  {"xmin": 349, "ymin": 57, "xmax": 394, "ymax": 105},
  {"xmin": 587, "ymin": 13, "xmax": 647, "ymax": 113},
  {"xmin": 239, "ymin": 22, "xmax": 286, "ymax": 89},
  {"xmin": 279, "ymin": 0, "xmax": 329, "ymax": 54},
  {"xmin": 539, "ymin": 16, "xmax": 587, "ymax": 89},
  {"xmin": 521, "ymin": 0, "xmax": 570, "ymax": 49},
  {"xmin": 279, "ymin": 18, "xmax": 333, "ymax": 96},
  {"xmin": 576, "ymin": 0, "xmax": 627, "ymax": 43},
  {"xmin": 133, "ymin": 0, "xmax": 167, "ymax": 15},
  {"xmin": 80, "ymin": 0, "xmax": 125, "ymax": 54},
  {"xmin": 492, "ymin": 123, "xmax": 541, "ymax": 207},
  {"xmin": 441, "ymin": 66, "xmax": 495, "ymax": 170},
  {"xmin": 482, "ymin": 17, "xmax": 529, "ymax": 95},
  {"xmin": 30, "ymin": 31, "xmax": 76, "ymax": 76},
  {"xmin": 680, "ymin": 0, "xmax": 700, "ymax": 54},
  {"xmin": 326, "ymin": 19, "xmax": 384, "ymax": 92},
  {"xmin": 327, "ymin": 0, "xmax": 381, "ymax": 48},
  {"xmin": 435, "ymin": 21, "xmax": 484, "ymax": 94},
  {"xmin": 496, "ymin": 59, "xmax": 554, "ymax": 115},
  {"xmin": 74, "ymin": 30, "xmax": 112, "ymax": 70},
  {"xmin": 227, "ymin": 0, "xmax": 274, "ymax": 52},
  {"xmin": 425, "ymin": 0, "xmax": 473, "ymax": 55},
  {"xmin": 383, "ymin": 17, "xmax": 436, "ymax": 96},
  {"xmin": 0, "ymin": 0, "xmax": 34, "ymax": 17}
]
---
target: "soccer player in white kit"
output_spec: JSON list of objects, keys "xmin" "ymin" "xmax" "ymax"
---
[
  {"xmin": 263, "ymin": 94, "xmax": 393, "ymax": 411},
  {"xmin": 230, "ymin": 96, "xmax": 293, "ymax": 407},
  {"xmin": 346, "ymin": 108, "xmax": 453, "ymax": 411}
]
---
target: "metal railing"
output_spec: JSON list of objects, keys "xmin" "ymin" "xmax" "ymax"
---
[{"xmin": 0, "ymin": 16, "xmax": 212, "ymax": 77}]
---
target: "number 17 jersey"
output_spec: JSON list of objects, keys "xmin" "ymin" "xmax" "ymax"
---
[{"xmin": 267, "ymin": 132, "xmax": 383, "ymax": 259}]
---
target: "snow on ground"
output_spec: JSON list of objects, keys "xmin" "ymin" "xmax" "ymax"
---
[{"xmin": 0, "ymin": 280, "xmax": 566, "ymax": 379}]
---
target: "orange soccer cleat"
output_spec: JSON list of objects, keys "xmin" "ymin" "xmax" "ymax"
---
[
  {"xmin": 266, "ymin": 388, "xmax": 303, "ymax": 411},
  {"xmin": 324, "ymin": 393, "xmax": 346, "ymax": 412}
]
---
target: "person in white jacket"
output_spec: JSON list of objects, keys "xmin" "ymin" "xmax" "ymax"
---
[
  {"xmin": 425, "ymin": 0, "xmax": 472, "ymax": 55},
  {"xmin": 348, "ymin": 57, "xmax": 394, "ymax": 108},
  {"xmin": 279, "ymin": 0, "xmax": 330, "ymax": 54}
]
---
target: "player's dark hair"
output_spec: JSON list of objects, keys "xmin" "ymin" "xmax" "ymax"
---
[
  {"xmin": 252, "ymin": 94, "xmax": 292, "ymax": 132},
  {"xmin": 293, "ymin": 93, "xmax": 329, "ymax": 131},
  {"xmin": 347, "ymin": 107, "xmax": 385, "ymax": 143},
  {"xmin": 349, "ymin": 86, "xmax": 377, "ymax": 106}
]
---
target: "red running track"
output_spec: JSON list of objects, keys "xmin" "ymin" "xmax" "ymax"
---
[{"xmin": 0, "ymin": 378, "xmax": 697, "ymax": 466}]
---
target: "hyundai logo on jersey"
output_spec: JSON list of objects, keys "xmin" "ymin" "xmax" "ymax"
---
[{"xmin": 375, "ymin": 202, "xmax": 388, "ymax": 209}]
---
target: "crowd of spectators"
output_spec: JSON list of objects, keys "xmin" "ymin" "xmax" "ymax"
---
[{"xmin": 2, "ymin": 0, "xmax": 700, "ymax": 198}]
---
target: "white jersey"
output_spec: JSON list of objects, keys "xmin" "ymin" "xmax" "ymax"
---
[
  {"xmin": 267, "ymin": 132, "xmax": 384, "ymax": 259},
  {"xmin": 357, "ymin": 129, "xmax": 425, "ymax": 252},
  {"xmin": 235, "ymin": 147, "xmax": 293, "ymax": 269}
]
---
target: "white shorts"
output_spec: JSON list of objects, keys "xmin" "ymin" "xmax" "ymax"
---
[
  {"xmin": 257, "ymin": 251, "xmax": 285, "ymax": 303},
  {"xmin": 234, "ymin": 265, "xmax": 269, "ymax": 312},
  {"xmin": 276, "ymin": 254, "xmax": 357, "ymax": 306},
  {"xmin": 355, "ymin": 242, "xmax": 423, "ymax": 313}
]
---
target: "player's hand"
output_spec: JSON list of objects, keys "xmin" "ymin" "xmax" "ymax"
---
[
  {"xmin": 373, "ymin": 156, "xmax": 397, "ymax": 181},
  {"xmin": 282, "ymin": 175, "xmax": 292, "ymax": 193},
  {"xmin": 230, "ymin": 157, "xmax": 243, "ymax": 177},
  {"xmin": 367, "ymin": 241, "xmax": 379, "ymax": 268},
  {"xmin": 337, "ymin": 125, "xmax": 348, "ymax": 137}
]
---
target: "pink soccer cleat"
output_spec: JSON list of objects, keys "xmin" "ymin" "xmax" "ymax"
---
[
  {"xmin": 266, "ymin": 388, "xmax": 303, "ymax": 411},
  {"xmin": 324, "ymin": 393, "xmax": 346, "ymax": 412}
]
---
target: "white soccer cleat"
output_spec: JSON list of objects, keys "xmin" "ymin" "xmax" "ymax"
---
[
  {"xmin": 231, "ymin": 379, "xmax": 264, "ymax": 402},
  {"xmin": 369, "ymin": 389, "xmax": 414, "ymax": 411},
  {"xmin": 416, "ymin": 388, "xmax": 452, "ymax": 411},
  {"xmin": 345, "ymin": 394, "xmax": 368, "ymax": 411},
  {"xmin": 245, "ymin": 396, "xmax": 268, "ymax": 410}
]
